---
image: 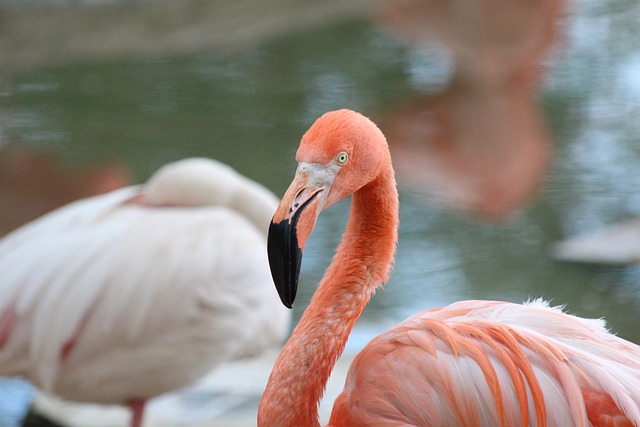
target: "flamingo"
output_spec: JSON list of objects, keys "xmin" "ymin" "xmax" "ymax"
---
[
  {"xmin": 258, "ymin": 109, "xmax": 640, "ymax": 426},
  {"xmin": 0, "ymin": 157, "xmax": 290, "ymax": 427}
]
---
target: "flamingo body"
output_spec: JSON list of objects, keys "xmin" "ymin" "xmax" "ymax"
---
[
  {"xmin": 258, "ymin": 110, "xmax": 640, "ymax": 427},
  {"xmin": 330, "ymin": 299, "xmax": 640, "ymax": 426},
  {"xmin": 0, "ymin": 158, "xmax": 289, "ymax": 420}
]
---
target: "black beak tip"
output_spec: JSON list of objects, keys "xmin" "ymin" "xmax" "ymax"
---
[{"xmin": 267, "ymin": 219, "xmax": 302, "ymax": 309}]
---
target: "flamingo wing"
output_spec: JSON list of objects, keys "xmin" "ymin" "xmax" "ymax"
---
[
  {"xmin": 0, "ymin": 183, "xmax": 288, "ymax": 404},
  {"xmin": 329, "ymin": 300, "xmax": 640, "ymax": 427}
]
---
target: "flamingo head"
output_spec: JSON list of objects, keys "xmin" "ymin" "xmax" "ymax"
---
[{"xmin": 268, "ymin": 109, "xmax": 389, "ymax": 308}]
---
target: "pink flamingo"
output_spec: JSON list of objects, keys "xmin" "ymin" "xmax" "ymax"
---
[
  {"xmin": 258, "ymin": 109, "xmax": 640, "ymax": 426},
  {"xmin": 0, "ymin": 158, "xmax": 290, "ymax": 427}
]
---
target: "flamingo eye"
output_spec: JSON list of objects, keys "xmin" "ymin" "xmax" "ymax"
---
[{"xmin": 335, "ymin": 152, "xmax": 349, "ymax": 166}]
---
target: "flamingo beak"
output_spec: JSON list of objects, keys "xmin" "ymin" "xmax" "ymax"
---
[{"xmin": 267, "ymin": 165, "xmax": 330, "ymax": 308}]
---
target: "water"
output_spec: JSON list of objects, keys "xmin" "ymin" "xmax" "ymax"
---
[{"xmin": 1, "ymin": 0, "xmax": 640, "ymax": 425}]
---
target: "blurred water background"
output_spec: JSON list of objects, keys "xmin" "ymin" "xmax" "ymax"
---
[{"xmin": 1, "ymin": 0, "xmax": 640, "ymax": 425}]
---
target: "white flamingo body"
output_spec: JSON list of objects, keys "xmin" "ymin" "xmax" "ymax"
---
[{"xmin": 0, "ymin": 158, "xmax": 289, "ymax": 409}]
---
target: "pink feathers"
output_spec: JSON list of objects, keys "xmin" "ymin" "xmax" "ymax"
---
[
  {"xmin": 260, "ymin": 110, "xmax": 640, "ymax": 427},
  {"xmin": 0, "ymin": 307, "xmax": 17, "ymax": 348},
  {"xmin": 332, "ymin": 300, "xmax": 640, "ymax": 426}
]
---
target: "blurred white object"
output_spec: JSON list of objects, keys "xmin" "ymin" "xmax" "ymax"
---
[
  {"xmin": 0, "ymin": 158, "xmax": 290, "ymax": 426},
  {"xmin": 553, "ymin": 219, "xmax": 640, "ymax": 265}
]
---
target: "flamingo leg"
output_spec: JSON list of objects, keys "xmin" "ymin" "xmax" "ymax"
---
[{"xmin": 129, "ymin": 398, "xmax": 146, "ymax": 427}]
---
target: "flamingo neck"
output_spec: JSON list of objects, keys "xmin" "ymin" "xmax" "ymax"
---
[{"xmin": 258, "ymin": 167, "xmax": 398, "ymax": 427}]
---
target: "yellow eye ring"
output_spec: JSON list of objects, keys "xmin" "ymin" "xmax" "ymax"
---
[{"xmin": 336, "ymin": 151, "xmax": 349, "ymax": 166}]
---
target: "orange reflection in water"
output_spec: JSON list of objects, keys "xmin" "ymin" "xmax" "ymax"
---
[
  {"xmin": 378, "ymin": 0, "xmax": 565, "ymax": 220},
  {"xmin": 0, "ymin": 145, "xmax": 130, "ymax": 236}
]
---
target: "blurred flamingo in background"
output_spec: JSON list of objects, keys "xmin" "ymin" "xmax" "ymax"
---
[
  {"xmin": 0, "ymin": 157, "xmax": 290, "ymax": 427},
  {"xmin": 377, "ymin": 0, "xmax": 565, "ymax": 219},
  {"xmin": 381, "ymin": 85, "xmax": 549, "ymax": 219},
  {"xmin": 379, "ymin": 0, "xmax": 565, "ymax": 90},
  {"xmin": 258, "ymin": 110, "xmax": 640, "ymax": 426}
]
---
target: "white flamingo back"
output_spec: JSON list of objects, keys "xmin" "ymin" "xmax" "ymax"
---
[{"xmin": 0, "ymin": 158, "xmax": 290, "ymax": 404}]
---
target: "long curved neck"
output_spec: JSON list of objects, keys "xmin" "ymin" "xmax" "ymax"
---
[{"xmin": 258, "ymin": 166, "xmax": 398, "ymax": 427}]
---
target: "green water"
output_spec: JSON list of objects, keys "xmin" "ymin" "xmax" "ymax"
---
[{"xmin": 3, "ymin": 5, "xmax": 640, "ymax": 350}]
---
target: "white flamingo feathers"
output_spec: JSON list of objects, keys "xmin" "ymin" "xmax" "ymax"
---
[{"xmin": 0, "ymin": 157, "xmax": 290, "ymax": 427}]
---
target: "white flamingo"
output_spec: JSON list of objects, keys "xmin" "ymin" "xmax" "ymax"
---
[{"xmin": 0, "ymin": 157, "xmax": 290, "ymax": 427}]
